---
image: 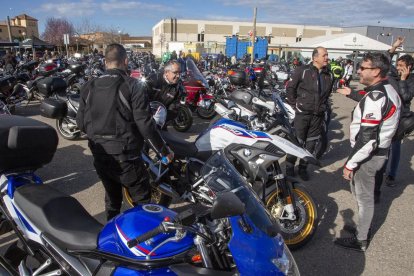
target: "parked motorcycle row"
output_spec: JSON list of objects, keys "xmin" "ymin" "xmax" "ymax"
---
[{"xmin": 0, "ymin": 54, "xmax": 327, "ymax": 275}]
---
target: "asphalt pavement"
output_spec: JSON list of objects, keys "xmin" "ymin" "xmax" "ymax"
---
[{"xmin": 1, "ymin": 86, "xmax": 413, "ymax": 276}]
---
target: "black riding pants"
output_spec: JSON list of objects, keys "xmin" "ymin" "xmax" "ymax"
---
[
  {"xmin": 93, "ymin": 153, "xmax": 150, "ymax": 220},
  {"xmin": 286, "ymin": 112, "xmax": 323, "ymax": 168}
]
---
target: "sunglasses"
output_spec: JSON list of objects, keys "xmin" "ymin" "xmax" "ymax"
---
[{"xmin": 359, "ymin": 66, "xmax": 377, "ymax": 71}]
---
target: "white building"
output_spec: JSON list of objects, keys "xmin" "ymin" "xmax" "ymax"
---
[{"xmin": 152, "ymin": 18, "xmax": 343, "ymax": 57}]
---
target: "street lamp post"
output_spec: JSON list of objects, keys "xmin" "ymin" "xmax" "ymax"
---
[{"xmin": 118, "ymin": 30, "xmax": 122, "ymax": 44}]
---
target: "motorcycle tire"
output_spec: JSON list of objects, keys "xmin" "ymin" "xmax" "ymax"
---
[
  {"xmin": 123, "ymin": 186, "xmax": 172, "ymax": 208},
  {"xmin": 56, "ymin": 118, "xmax": 79, "ymax": 140},
  {"xmin": 173, "ymin": 106, "xmax": 193, "ymax": 132},
  {"xmin": 266, "ymin": 185, "xmax": 318, "ymax": 250},
  {"xmin": 196, "ymin": 105, "xmax": 216, "ymax": 120},
  {"xmin": 69, "ymin": 83, "xmax": 82, "ymax": 94}
]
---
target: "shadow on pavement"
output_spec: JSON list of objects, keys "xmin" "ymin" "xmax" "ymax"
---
[{"xmin": 36, "ymin": 144, "xmax": 98, "ymax": 196}]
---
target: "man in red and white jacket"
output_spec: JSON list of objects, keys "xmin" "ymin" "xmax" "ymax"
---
[{"xmin": 335, "ymin": 52, "xmax": 401, "ymax": 252}]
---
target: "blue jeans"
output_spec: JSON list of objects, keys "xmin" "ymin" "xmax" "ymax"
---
[{"xmin": 387, "ymin": 140, "xmax": 401, "ymax": 178}]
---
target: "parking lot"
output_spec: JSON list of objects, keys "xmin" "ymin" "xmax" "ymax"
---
[{"xmin": 1, "ymin": 90, "xmax": 414, "ymax": 276}]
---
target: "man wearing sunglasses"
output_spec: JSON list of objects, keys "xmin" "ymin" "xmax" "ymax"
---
[{"xmin": 335, "ymin": 52, "xmax": 401, "ymax": 252}]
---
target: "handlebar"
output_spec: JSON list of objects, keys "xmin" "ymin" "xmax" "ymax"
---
[
  {"xmin": 126, "ymin": 209, "xmax": 196, "ymax": 248},
  {"xmin": 127, "ymin": 223, "xmax": 166, "ymax": 248}
]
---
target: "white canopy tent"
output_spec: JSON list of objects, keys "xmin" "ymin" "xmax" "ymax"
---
[{"xmin": 288, "ymin": 33, "xmax": 392, "ymax": 59}]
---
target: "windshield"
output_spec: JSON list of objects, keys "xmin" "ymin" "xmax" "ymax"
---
[
  {"xmin": 185, "ymin": 59, "xmax": 209, "ymax": 88},
  {"xmin": 201, "ymin": 150, "xmax": 275, "ymax": 235}
]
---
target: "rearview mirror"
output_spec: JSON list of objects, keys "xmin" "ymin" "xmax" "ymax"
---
[{"xmin": 211, "ymin": 192, "xmax": 245, "ymax": 219}]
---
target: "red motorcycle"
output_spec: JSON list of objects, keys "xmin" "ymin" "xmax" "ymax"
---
[{"xmin": 183, "ymin": 59, "xmax": 216, "ymax": 119}]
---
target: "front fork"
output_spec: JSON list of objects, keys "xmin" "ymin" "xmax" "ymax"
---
[{"xmin": 271, "ymin": 162, "xmax": 298, "ymax": 221}]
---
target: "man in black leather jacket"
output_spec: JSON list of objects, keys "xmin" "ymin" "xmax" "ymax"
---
[
  {"xmin": 382, "ymin": 40, "xmax": 414, "ymax": 187},
  {"xmin": 77, "ymin": 44, "xmax": 173, "ymax": 220},
  {"xmin": 146, "ymin": 60, "xmax": 184, "ymax": 124},
  {"xmin": 374, "ymin": 38, "xmax": 414, "ymax": 202},
  {"xmin": 286, "ymin": 46, "xmax": 333, "ymax": 180}
]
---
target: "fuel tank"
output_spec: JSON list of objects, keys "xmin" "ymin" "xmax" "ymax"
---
[{"xmin": 98, "ymin": 204, "xmax": 194, "ymax": 260}]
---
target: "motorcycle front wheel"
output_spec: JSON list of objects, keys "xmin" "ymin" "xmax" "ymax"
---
[
  {"xmin": 123, "ymin": 186, "xmax": 172, "ymax": 208},
  {"xmin": 266, "ymin": 185, "xmax": 318, "ymax": 250},
  {"xmin": 56, "ymin": 118, "xmax": 79, "ymax": 140},
  {"xmin": 172, "ymin": 106, "xmax": 193, "ymax": 132}
]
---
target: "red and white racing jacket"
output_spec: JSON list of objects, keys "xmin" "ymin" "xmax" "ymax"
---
[{"xmin": 345, "ymin": 80, "xmax": 401, "ymax": 171}]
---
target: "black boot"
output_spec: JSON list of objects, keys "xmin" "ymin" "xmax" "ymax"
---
[{"xmin": 334, "ymin": 236, "xmax": 368, "ymax": 252}]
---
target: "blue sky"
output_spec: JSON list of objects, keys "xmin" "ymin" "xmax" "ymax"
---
[{"xmin": 1, "ymin": 0, "xmax": 414, "ymax": 36}]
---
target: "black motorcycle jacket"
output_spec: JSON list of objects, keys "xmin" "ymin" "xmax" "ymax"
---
[
  {"xmin": 287, "ymin": 64, "xmax": 334, "ymax": 115},
  {"xmin": 76, "ymin": 68, "xmax": 168, "ymax": 159},
  {"xmin": 146, "ymin": 71, "xmax": 182, "ymax": 109},
  {"xmin": 397, "ymin": 74, "xmax": 414, "ymax": 116}
]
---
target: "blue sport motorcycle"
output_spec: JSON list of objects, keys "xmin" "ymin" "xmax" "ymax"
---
[{"xmin": 0, "ymin": 115, "xmax": 299, "ymax": 275}]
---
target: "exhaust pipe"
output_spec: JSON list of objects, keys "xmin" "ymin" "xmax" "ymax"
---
[{"xmin": 214, "ymin": 103, "xmax": 234, "ymax": 119}]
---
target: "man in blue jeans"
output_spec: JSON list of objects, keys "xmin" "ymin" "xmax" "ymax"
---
[
  {"xmin": 374, "ymin": 37, "xmax": 414, "ymax": 203},
  {"xmin": 385, "ymin": 54, "xmax": 414, "ymax": 185}
]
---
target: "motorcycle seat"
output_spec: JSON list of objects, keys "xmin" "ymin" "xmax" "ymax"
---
[
  {"xmin": 68, "ymin": 94, "xmax": 80, "ymax": 109},
  {"xmin": 14, "ymin": 184, "xmax": 103, "ymax": 250},
  {"xmin": 160, "ymin": 130, "xmax": 198, "ymax": 158}
]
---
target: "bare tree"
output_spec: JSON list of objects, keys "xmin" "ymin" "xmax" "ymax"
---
[
  {"xmin": 42, "ymin": 17, "xmax": 75, "ymax": 52},
  {"xmin": 102, "ymin": 26, "xmax": 123, "ymax": 45},
  {"xmin": 75, "ymin": 18, "xmax": 102, "ymax": 53}
]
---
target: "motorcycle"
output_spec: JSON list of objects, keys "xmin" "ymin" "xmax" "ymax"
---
[
  {"xmin": 39, "ymin": 77, "xmax": 81, "ymax": 140},
  {"xmin": 213, "ymin": 87, "xmax": 329, "ymax": 159},
  {"xmin": 0, "ymin": 115, "xmax": 300, "ymax": 275},
  {"xmin": 0, "ymin": 100, "xmax": 11, "ymax": 115},
  {"xmin": 0, "ymin": 61, "xmax": 35, "ymax": 113},
  {"xmin": 183, "ymin": 59, "xmax": 216, "ymax": 119},
  {"xmin": 127, "ymin": 103, "xmax": 320, "ymax": 249}
]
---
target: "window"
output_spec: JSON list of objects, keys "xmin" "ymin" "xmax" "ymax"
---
[
  {"xmin": 197, "ymin": 33, "xmax": 204, "ymax": 42},
  {"xmin": 18, "ymin": 30, "xmax": 22, "ymax": 34},
  {"xmin": 0, "ymin": 29, "xmax": 2, "ymax": 32}
]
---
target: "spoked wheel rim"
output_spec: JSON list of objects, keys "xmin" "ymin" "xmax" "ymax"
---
[
  {"xmin": 175, "ymin": 112, "xmax": 190, "ymax": 127},
  {"xmin": 123, "ymin": 186, "xmax": 163, "ymax": 207},
  {"xmin": 173, "ymin": 107, "xmax": 193, "ymax": 132},
  {"xmin": 56, "ymin": 118, "xmax": 78, "ymax": 139},
  {"xmin": 266, "ymin": 188, "xmax": 317, "ymax": 247}
]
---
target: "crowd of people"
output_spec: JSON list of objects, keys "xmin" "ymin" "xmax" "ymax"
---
[
  {"xmin": 3, "ymin": 36, "xmax": 411, "ymax": 254},
  {"xmin": 284, "ymin": 37, "xmax": 412, "ymax": 252}
]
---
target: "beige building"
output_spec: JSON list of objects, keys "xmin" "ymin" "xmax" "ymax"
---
[
  {"xmin": 0, "ymin": 14, "xmax": 39, "ymax": 42},
  {"xmin": 152, "ymin": 18, "xmax": 343, "ymax": 57},
  {"xmin": 80, "ymin": 32, "xmax": 152, "ymax": 52}
]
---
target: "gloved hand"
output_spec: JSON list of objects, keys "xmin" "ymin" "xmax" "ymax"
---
[{"xmin": 161, "ymin": 151, "xmax": 174, "ymax": 165}]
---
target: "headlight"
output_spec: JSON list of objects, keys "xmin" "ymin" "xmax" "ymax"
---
[{"xmin": 272, "ymin": 242, "xmax": 300, "ymax": 276}]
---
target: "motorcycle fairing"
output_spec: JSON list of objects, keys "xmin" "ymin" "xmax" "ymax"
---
[
  {"xmin": 195, "ymin": 118, "xmax": 315, "ymax": 162},
  {"xmin": 112, "ymin": 266, "xmax": 174, "ymax": 275},
  {"xmin": 228, "ymin": 216, "xmax": 285, "ymax": 276}
]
